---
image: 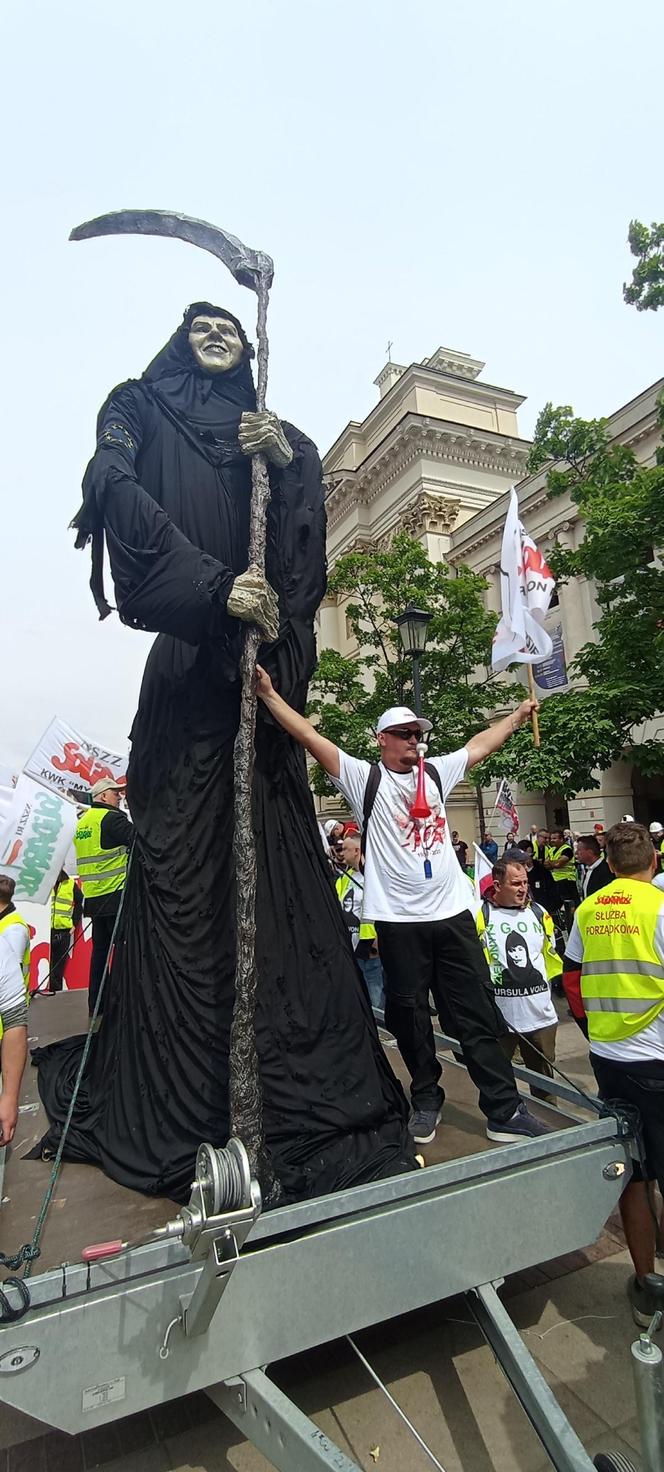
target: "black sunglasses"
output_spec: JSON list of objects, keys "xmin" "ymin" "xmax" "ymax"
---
[{"xmin": 387, "ymin": 727, "xmax": 423, "ymax": 741}]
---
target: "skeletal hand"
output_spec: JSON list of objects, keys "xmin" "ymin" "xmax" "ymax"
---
[
  {"xmin": 238, "ymin": 411, "xmax": 293, "ymax": 468},
  {"xmin": 227, "ymin": 566, "xmax": 280, "ymax": 642}
]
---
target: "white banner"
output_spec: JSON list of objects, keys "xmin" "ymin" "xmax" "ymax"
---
[
  {"xmin": 0, "ymin": 765, "xmax": 18, "ymax": 830},
  {"xmin": 24, "ymin": 717, "xmax": 128, "ymax": 801},
  {"xmin": 0, "ymin": 774, "xmax": 79, "ymax": 905},
  {"xmin": 492, "ymin": 489, "xmax": 555, "ymax": 672}
]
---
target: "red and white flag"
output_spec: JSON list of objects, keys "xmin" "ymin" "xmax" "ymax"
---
[
  {"xmin": 492, "ymin": 489, "xmax": 556, "ymax": 672},
  {"xmin": 473, "ymin": 843, "xmax": 494, "ymax": 905},
  {"xmin": 495, "ymin": 778, "xmax": 519, "ymax": 834}
]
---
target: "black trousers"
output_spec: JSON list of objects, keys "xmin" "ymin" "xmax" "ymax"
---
[
  {"xmin": 376, "ymin": 911, "xmax": 519, "ymax": 1122},
  {"xmin": 591, "ymin": 1054, "xmax": 664, "ymax": 1192},
  {"xmin": 89, "ymin": 914, "xmax": 116, "ymax": 1016},
  {"xmin": 49, "ymin": 930, "xmax": 72, "ymax": 993}
]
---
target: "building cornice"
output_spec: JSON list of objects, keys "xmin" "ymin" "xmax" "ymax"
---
[
  {"xmin": 325, "ymin": 414, "xmax": 530, "ymax": 530},
  {"xmin": 324, "ymin": 362, "xmax": 527, "ymax": 472},
  {"xmin": 424, "ymin": 346, "xmax": 485, "ymax": 379}
]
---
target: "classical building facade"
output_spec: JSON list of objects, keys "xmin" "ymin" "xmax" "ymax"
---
[{"xmin": 318, "ymin": 345, "xmax": 664, "ymax": 841}]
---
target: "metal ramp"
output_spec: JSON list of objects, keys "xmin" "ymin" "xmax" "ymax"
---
[{"xmin": 0, "ymin": 994, "xmax": 644, "ymax": 1469}]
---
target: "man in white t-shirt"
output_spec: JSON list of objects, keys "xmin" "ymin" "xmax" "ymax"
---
[
  {"xmin": 477, "ymin": 858, "xmax": 561, "ymax": 1104},
  {"xmin": 564, "ymin": 821, "xmax": 664, "ymax": 1327},
  {"xmin": 256, "ymin": 664, "xmax": 548, "ymax": 1147}
]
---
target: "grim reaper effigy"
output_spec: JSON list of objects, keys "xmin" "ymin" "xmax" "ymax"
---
[{"xmin": 34, "ymin": 212, "xmax": 414, "ymax": 1203}]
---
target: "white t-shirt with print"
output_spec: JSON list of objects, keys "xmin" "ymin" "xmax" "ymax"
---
[
  {"xmin": 333, "ymin": 749, "xmax": 471, "ymax": 923},
  {"xmin": 566, "ymin": 905, "xmax": 664, "ymax": 1062},
  {"xmin": 481, "ymin": 902, "xmax": 558, "ymax": 1034}
]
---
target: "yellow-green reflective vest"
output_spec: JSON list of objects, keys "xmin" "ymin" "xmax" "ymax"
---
[
  {"xmin": 51, "ymin": 877, "xmax": 76, "ymax": 931},
  {"xmin": 0, "ymin": 910, "xmax": 31, "ymax": 1044},
  {"xmin": 577, "ymin": 877, "xmax": 664, "ymax": 1043},
  {"xmin": 549, "ymin": 844, "xmax": 576, "ymax": 883},
  {"xmin": 335, "ymin": 871, "xmax": 376, "ymax": 943},
  {"xmin": 74, "ymin": 806, "xmax": 128, "ymax": 900},
  {"xmin": 0, "ymin": 910, "xmax": 30, "ymax": 985}
]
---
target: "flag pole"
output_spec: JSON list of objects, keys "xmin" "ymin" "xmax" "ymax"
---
[
  {"xmin": 526, "ymin": 665, "xmax": 541, "ymax": 747},
  {"xmin": 484, "ymin": 779, "xmax": 505, "ymax": 837}
]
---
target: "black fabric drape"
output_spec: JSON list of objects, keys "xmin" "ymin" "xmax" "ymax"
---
[{"xmin": 36, "ymin": 310, "xmax": 415, "ymax": 1202}]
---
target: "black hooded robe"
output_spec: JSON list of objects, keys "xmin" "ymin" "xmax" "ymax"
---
[{"xmin": 34, "ymin": 306, "xmax": 414, "ymax": 1202}]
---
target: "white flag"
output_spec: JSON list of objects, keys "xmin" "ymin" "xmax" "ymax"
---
[
  {"xmin": 24, "ymin": 717, "xmax": 128, "ymax": 802},
  {"xmin": 473, "ymin": 843, "xmax": 494, "ymax": 906},
  {"xmin": 492, "ymin": 489, "xmax": 555, "ymax": 672}
]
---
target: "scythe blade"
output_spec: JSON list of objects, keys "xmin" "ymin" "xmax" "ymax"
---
[{"xmin": 70, "ymin": 209, "xmax": 274, "ymax": 293}]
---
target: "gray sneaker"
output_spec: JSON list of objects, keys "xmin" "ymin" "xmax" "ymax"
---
[
  {"xmin": 486, "ymin": 1100, "xmax": 551, "ymax": 1143},
  {"xmin": 408, "ymin": 1105, "xmax": 444, "ymax": 1145},
  {"xmin": 628, "ymin": 1273, "xmax": 664, "ymax": 1328}
]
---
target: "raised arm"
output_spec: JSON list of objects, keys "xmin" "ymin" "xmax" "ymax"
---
[
  {"xmin": 256, "ymin": 665, "xmax": 340, "ymax": 779},
  {"xmin": 465, "ymin": 698, "xmax": 538, "ymax": 770}
]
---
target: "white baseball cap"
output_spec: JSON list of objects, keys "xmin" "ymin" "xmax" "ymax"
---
[
  {"xmin": 376, "ymin": 706, "xmax": 433, "ymax": 735},
  {"xmin": 649, "ymin": 821, "xmax": 664, "ymax": 834},
  {"xmin": 90, "ymin": 778, "xmax": 124, "ymax": 799}
]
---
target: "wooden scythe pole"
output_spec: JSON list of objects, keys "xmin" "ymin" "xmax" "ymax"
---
[{"xmin": 70, "ymin": 211, "xmax": 281, "ymax": 1201}]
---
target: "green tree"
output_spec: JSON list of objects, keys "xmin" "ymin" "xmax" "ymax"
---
[
  {"xmin": 623, "ymin": 219, "xmax": 664, "ymax": 313},
  {"xmin": 307, "ymin": 533, "xmax": 506, "ymax": 796},
  {"xmin": 480, "ymin": 396, "xmax": 664, "ymax": 798}
]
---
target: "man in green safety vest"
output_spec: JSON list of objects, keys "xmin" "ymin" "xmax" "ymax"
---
[
  {"xmin": 0, "ymin": 875, "xmax": 30, "ymax": 991},
  {"xmin": 48, "ymin": 869, "xmax": 84, "ymax": 995},
  {"xmin": 543, "ymin": 825, "xmax": 577, "ymax": 932},
  {"xmin": 529, "ymin": 826, "xmax": 550, "ymax": 863},
  {"xmin": 563, "ymin": 821, "xmax": 664, "ymax": 1327},
  {"xmin": 74, "ymin": 779, "xmax": 133, "ymax": 1015},
  {"xmin": 335, "ymin": 831, "xmax": 385, "ymax": 1010}
]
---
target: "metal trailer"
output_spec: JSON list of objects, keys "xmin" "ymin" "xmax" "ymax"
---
[{"xmin": 0, "ymin": 1047, "xmax": 641, "ymax": 1472}]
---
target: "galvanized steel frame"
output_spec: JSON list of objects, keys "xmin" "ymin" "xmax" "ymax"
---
[{"xmin": 0, "ymin": 1112, "xmax": 631, "ymax": 1472}]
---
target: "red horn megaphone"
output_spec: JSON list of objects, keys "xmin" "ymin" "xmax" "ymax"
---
[{"xmin": 409, "ymin": 742, "xmax": 431, "ymax": 820}]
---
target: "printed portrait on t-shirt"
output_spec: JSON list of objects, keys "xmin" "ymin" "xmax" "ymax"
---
[
  {"xmin": 340, "ymin": 887, "xmax": 360, "ymax": 949},
  {"xmin": 501, "ymin": 930, "xmax": 546, "ymax": 995}
]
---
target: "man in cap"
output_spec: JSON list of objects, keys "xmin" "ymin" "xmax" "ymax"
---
[
  {"xmin": 73, "ymin": 779, "xmax": 134, "ymax": 1015},
  {"xmin": 649, "ymin": 821, "xmax": 664, "ymax": 872},
  {"xmin": 256, "ymin": 669, "xmax": 548, "ymax": 1147}
]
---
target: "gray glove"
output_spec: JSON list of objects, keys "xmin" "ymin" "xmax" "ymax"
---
[
  {"xmin": 238, "ymin": 410, "xmax": 293, "ymax": 468},
  {"xmin": 227, "ymin": 565, "xmax": 279, "ymax": 642}
]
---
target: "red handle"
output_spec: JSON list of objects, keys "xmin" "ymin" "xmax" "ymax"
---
[{"xmin": 82, "ymin": 1239, "xmax": 126, "ymax": 1262}]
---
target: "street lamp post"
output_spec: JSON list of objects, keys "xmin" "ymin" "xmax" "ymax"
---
[{"xmin": 395, "ymin": 605, "xmax": 433, "ymax": 716}]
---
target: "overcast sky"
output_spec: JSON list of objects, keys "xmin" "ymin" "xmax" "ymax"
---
[{"xmin": 1, "ymin": 0, "xmax": 661, "ymax": 771}]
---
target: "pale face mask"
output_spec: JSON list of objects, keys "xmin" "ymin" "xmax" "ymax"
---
[{"xmin": 187, "ymin": 315, "xmax": 244, "ymax": 374}]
